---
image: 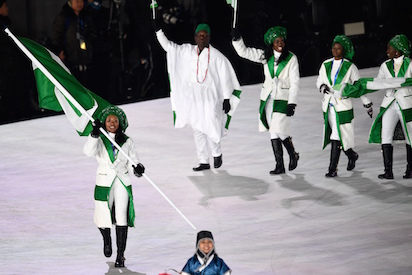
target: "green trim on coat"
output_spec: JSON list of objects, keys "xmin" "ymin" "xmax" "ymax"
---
[
  {"xmin": 95, "ymin": 185, "xmax": 110, "ymax": 201},
  {"xmin": 369, "ymin": 106, "xmax": 390, "ymax": 143},
  {"xmin": 337, "ymin": 109, "xmax": 354, "ymax": 124},
  {"xmin": 324, "ymin": 60, "xmax": 353, "ymax": 85},
  {"xmin": 267, "ymin": 52, "xmax": 293, "ymax": 79},
  {"xmin": 273, "ymin": 100, "xmax": 288, "ymax": 114},
  {"xmin": 259, "ymin": 99, "xmax": 270, "ymax": 130}
]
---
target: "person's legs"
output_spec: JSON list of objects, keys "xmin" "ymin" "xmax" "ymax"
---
[
  {"xmin": 326, "ymin": 108, "xmax": 341, "ymax": 177},
  {"xmin": 270, "ymin": 133, "xmax": 285, "ymax": 175},
  {"xmin": 379, "ymin": 105, "xmax": 398, "ymax": 179},
  {"xmin": 112, "ymin": 181, "xmax": 130, "ymax": 267},
  {"xmin": 192, "ymin": 128, "xmax": 210, "ymax": 171},
  {"xmin": 281, "ymin": 135, "xmax": 299, "ymax": 171},
  {"xmin": 325, "ymin": 140, "xmax": 342, "ymax": 177},
  {"xmin": 206, "ymin": 135, "xmax": 222, "ymax": 168}
]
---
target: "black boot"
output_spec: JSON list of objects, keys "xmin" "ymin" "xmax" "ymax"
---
[
  {"xmin": 115, "ymin": 226, "xmax": 128, "ymax": 267},
  {"xmin": 404, "ymin": 144, "xmax": 412, "ymax": 178},
  {"xmin": 325, "ymin": 140, "xmax": 341, "ymax": 177},
  {"xmin": 270, "ymin": 138, "xmax": 285, "ymax": 175},
  {"xmin": 378, "ymin": 144, "xmax": 394, "ymax": 179},
  {"xmin": 282, "ymin": 137, "xmax": 300, "ymax": 171},
  {"xmin": 344, "ymin": 148, "xmax": 359, "ymax": 171},
  {"xmin": 214, "ymin": 155, "xmax": 222, "ymax": 168},
  {"xmin": 98, "ymin": 228, "xmax": 112, "ymax": 258}
]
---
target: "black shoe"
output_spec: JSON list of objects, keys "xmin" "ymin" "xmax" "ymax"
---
[
  {"xmin": 289, "ymin": 152, "xmax": 299, "ymax": 171},
  {"xmin": 193, "ymin": 164, "xmax": 210, "ymax": 171},
  {"xmin": 214, "ymin": 155, "xmax": 222, "ymax": 168},
  {"xmin": 347, "ymin": 152, "xmax": 359, "ymax": 171},
  {"xmin": 325, "ymin": 170, "xmax": 338, "ymax": 177},
  {"xmin": 270, "ymin": 164, "xmax": 285, "ymax": 175},
  {"xmin": 378, "ymin": 171, "xmax": 394, "ymax": 179},
  {"xmin": 403, "ymin": 169, "xmax": 412, "ymax": 179},
  {"xmin": 115, "ymin": 255, "xmax": 125, "ymax": 267}
]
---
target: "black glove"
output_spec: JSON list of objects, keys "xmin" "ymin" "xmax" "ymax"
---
[
  {"xmin": 91, "ymin": 119, "xmax": 102, "ymax": 138},
  {"xmin": 223, "ymin": 99, "xmax": 231, "ymax": 114},
  {"xmin": 230, "ymin": 28, "xmax": 241, "ymax": 41},
  {"xmin": 133, "ymin": 163, "xmax": 145, "ymax": 177},
  {"xmin": 319, "ymin": 84, "xmax": 330, "ymax": 94},
  {"xmin": 152, "ymin": 19, "xmax": 160, "ymax": 32},
  {"xmin": 364, "ymin": 102, "xmax": 373, "ymax": 118},
  {"xmin": 286, "ymin": 104, "xmax": 296, "ymax": 117}
]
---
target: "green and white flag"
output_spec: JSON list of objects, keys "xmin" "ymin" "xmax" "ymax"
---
[
  {"xmin": 226, "ymin": 0, "xmax": 237, "ymax": 8},
  {"xmin": 226, "ymin": 0, "xmax": 238, "ymax": 27},
  {"xmin": 334, "ymin": 77, "xmax": 412, "ymax": 98},
  {"xmin": 5, "ymin": 29, "xmax": 111, "ymax": 136}
]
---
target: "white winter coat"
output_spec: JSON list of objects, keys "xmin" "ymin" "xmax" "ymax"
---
[
  {"xmin": 83, "ymin": 135, "xmax": 139, "ymax": 228},
  {"xmin": 232, "ymin": 37, "xmax": 299, "ymax": 135}
]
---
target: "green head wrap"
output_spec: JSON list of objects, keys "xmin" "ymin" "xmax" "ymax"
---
[
  {"xmin": 98, "ymin": 105, "xmax": 129, "ymax": 131},
  {"xmin": 333, "ymin": 35, "xmax": 355, "ymax": 60},
  {"xmin": 389, "ymin": 34, "xmax": 411, "ymax": 57},
  {"xmin": 195, "ymin": 23, "xmax": 211, "ymax": 35},
  {"xmin": 264, "ymin": 26, "xmax": 287, "ymax": 46}
]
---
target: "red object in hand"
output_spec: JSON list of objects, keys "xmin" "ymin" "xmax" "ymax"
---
[{"xmin": 159, "ymin": 273, "xmax": 171, "ymax": 275}]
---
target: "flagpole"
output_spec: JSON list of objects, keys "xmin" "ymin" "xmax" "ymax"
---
[
  {"xmin": 233, "ymin": 0, "xmax": 238, "ymax": 28},
  {"xmin": 5, "ymin": 28, "xmax": 196, "ymax": 230}
]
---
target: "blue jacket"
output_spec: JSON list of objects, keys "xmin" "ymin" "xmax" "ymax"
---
[{"xmin": 182, "ymin": 254, "xmax": 230, "ymax": 275}]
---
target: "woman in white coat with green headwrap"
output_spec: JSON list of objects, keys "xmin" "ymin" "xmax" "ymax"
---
[
  {"xmin": 316, "ymin": 35, "xmax": 373, "ymax": 177},
  {"xmin": 83, "ymin": 106, "xmax": 145, "ymax": 268},
  {"xmin": 231, "ymin": 26, "xmax": 300, "ymax": 175},
  {"xmin": 370, "ymin": 34, "xmax": 412, "ymax": 179}
]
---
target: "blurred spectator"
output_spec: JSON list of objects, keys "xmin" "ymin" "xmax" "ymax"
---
[
  {"xmin": 84, "ymin": 0, "xmax": 112, "ymax": 100},
  {"xmin": 51, "ymin": 0, "xmax": 94, "ymax": 90},
  {"xmin": 0, "ymin": 0, "xmax": 35, "ymax": 123}
]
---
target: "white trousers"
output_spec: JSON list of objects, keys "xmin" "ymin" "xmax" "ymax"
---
[
  {"xmin": 328, "ymin": 106, "xmax": 340, "ymax": 141},
  {"xmin": 381, "ymin": 101, "xmax": 409, "ymax": 145},
  {"xmin": 265, "ymin": 95, "xmax": 289, "ymax": 140},
  {"xmin": 108, "ymin": 179, "xmax": 129, "ymax": 226},
  {"xmin": 193, "ymin": 128, "xmax": 222, "ymax": 164}
]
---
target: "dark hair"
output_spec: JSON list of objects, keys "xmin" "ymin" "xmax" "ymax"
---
[{"xmin": 264, "ymin": 44, "xmax": 290, "ymax": 65}]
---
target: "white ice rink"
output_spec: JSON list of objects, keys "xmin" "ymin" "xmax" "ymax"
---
[{"xmin": 1, "ymin": 67, "xmax": 412, "ymax": 275}]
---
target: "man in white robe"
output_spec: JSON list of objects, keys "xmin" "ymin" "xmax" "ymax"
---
[{"xmin": 155, "ymin": 23, "xmax": 241, "ymax": 171}]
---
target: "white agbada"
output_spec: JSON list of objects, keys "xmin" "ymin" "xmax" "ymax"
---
[{"xmin": 156, "ymin": 30, "xmax": 241, "ymax": 144}]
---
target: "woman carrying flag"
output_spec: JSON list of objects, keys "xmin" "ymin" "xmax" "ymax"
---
[
  {"xmin": 231, "ymin": 26, "xmax": 300, "ymax": 175},
  {"xmin": 83, "ymin": 106, "xmax": 145, "ymax": 268}
]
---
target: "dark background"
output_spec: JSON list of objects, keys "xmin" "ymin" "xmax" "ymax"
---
[{"xmin": 1, "ymin": 0, "xmax": 411, "ymax": 124}]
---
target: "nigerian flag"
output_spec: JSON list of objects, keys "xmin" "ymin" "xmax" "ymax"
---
[
  {"xmin": 226, "ymin": 0, "xmax": 237, "ymax": 8},
  {"xmin": 334, "ymin": 77, "xmax": 412, "ymax": 98},
  {"xmin": 5, "ymin": 28, "xmax": 111, "ymax": 136}
]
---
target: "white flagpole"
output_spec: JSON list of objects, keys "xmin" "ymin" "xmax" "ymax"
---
[
  {"xmin": 5, "ymin": 28, "xmax": 196, "ymax": 230},
  {"xmin": 232, "ymin": 0, "xmax": 238, "ymax": 28},
  {"xmin": 151, "ymin": 0, "xmax": 156, "ymax": 19}
]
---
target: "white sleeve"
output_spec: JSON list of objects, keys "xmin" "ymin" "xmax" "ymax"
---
[
  {"xmin": 288, "ymin": 55, "xmax": 300, "ymax": 104},
  {"xmin": 126, "ymin": 138, "xmax": 140, "ymax": 171},
  {"xmin": 232, "ymin": 37, "xmax": 265, "ymax": 64},
  {"xmin": 83, "ymin": 135, "xmax": 100, "ymax": 157},
  {"xmin": 155, "ymin": 29, "xmax": 175, "ymax": 52}
]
